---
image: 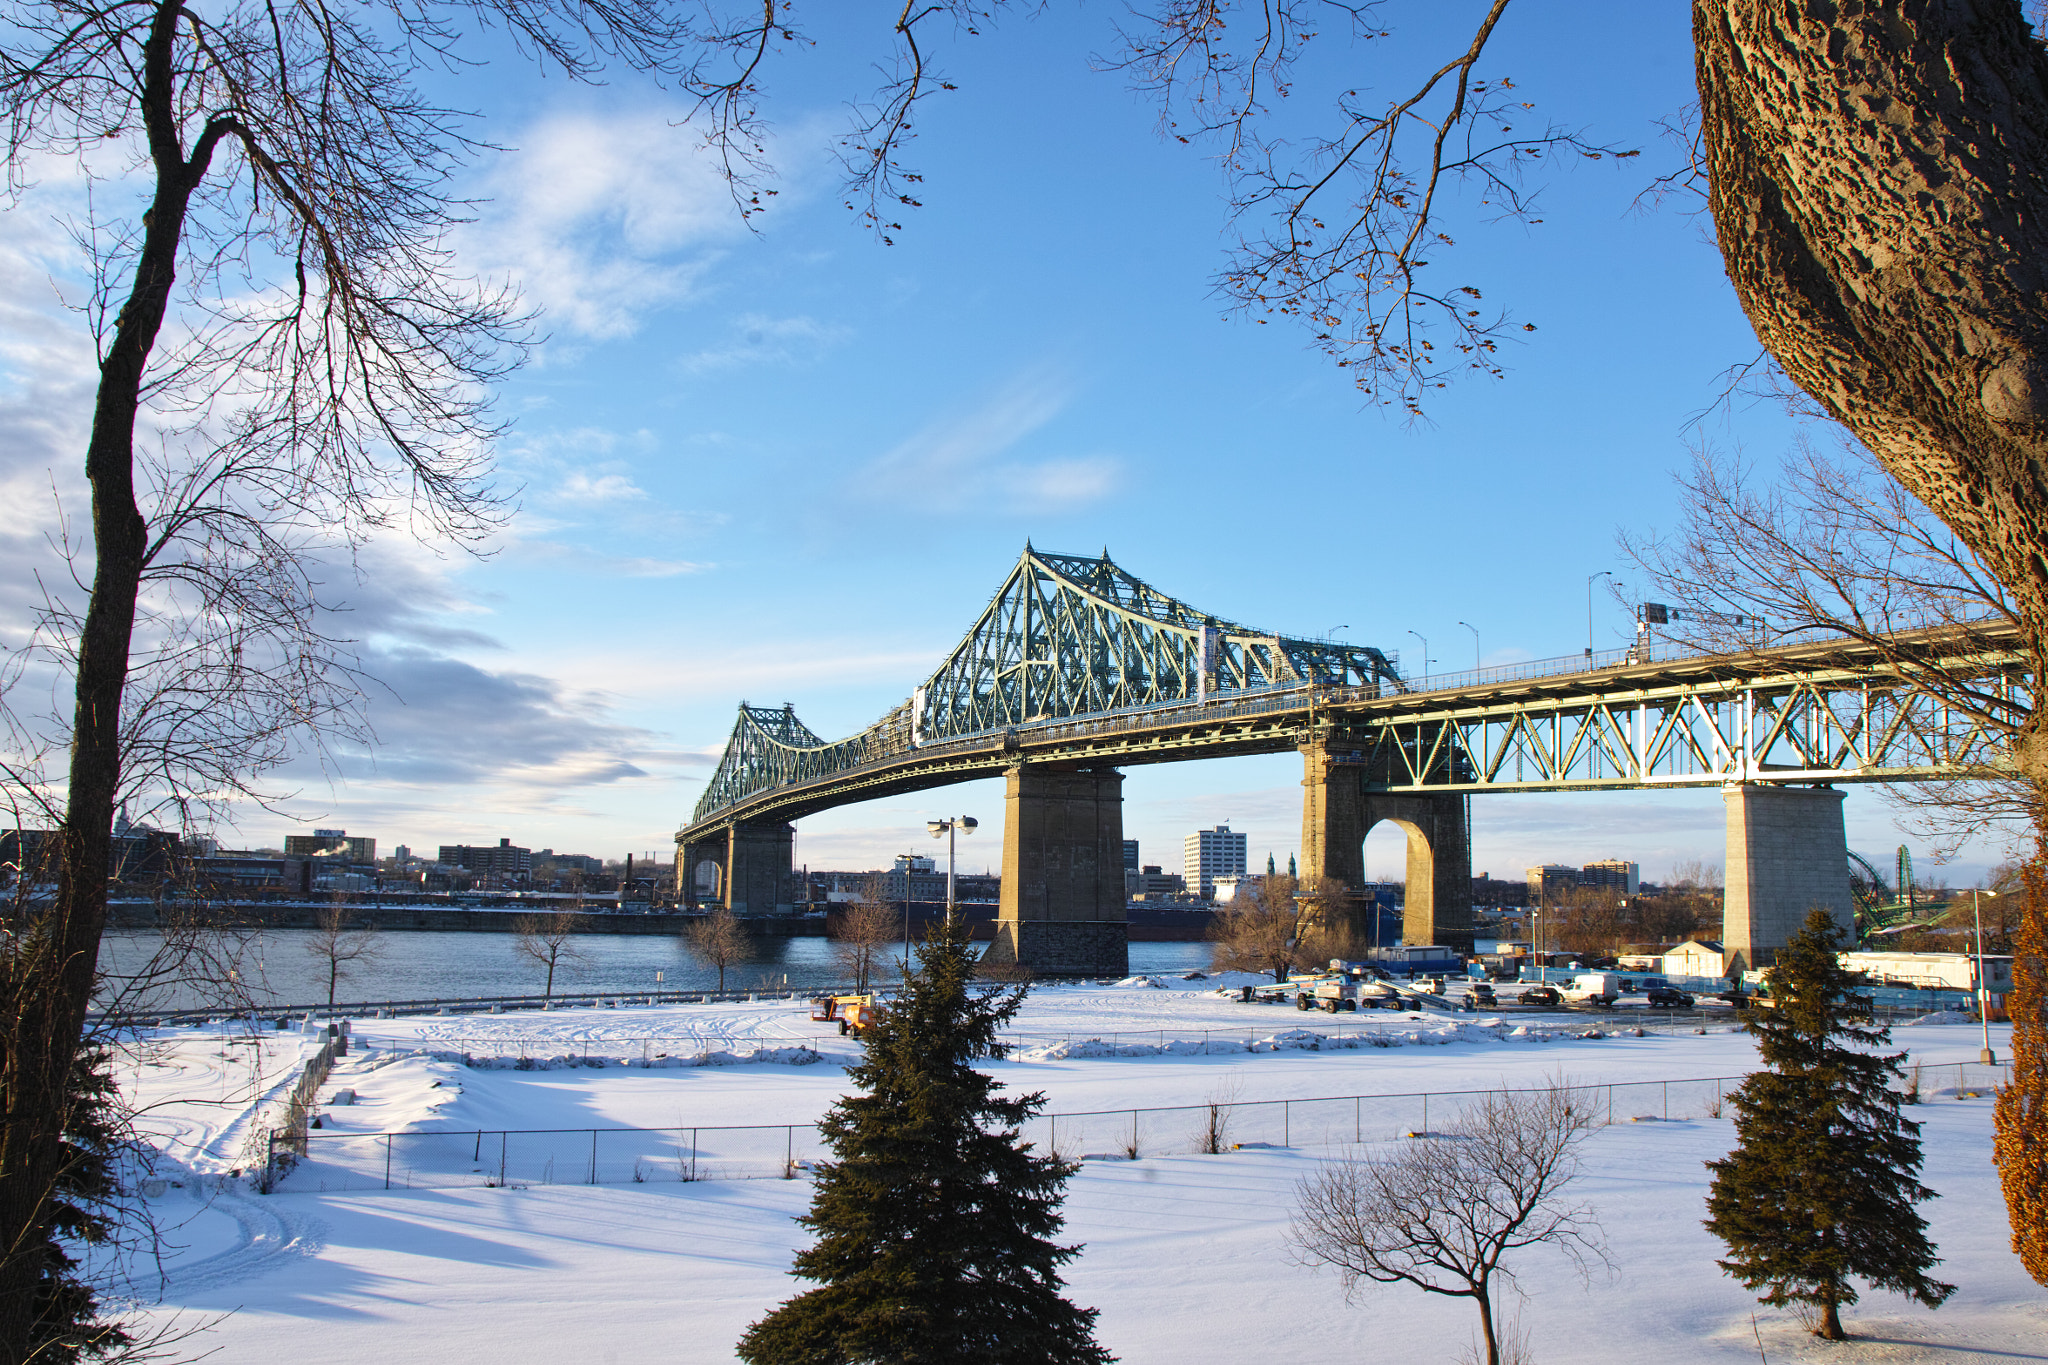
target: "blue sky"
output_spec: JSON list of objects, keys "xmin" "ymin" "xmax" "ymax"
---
[{"xmin": 0, "ymin": 2, "xmax": 2007, "ymax": 884}]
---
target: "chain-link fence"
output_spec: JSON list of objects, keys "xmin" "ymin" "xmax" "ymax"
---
[
  {"xmin": 376, "ymin": 1010, "xmax": 1766, "ymax": 1069},
  {"xmin": 266, "ymin": 1060, "xmax": 2011, "ymax": 1194}
]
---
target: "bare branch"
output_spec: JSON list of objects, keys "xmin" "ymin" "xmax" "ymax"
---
[
  {"xmin": 1291, "ymin": 1079, "xmax": 1608, "ymax": 1360},
  {"xmin": 1621, "ymin": 437, "xmax": 2033, "ymax": 854},
  {"xmin": 1120, "ymin": 0, "xmax": 1639, "ymax": 416}
]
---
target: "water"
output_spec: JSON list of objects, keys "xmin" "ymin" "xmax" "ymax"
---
[{"xmin": 96, "ymin": 929, "xmax": 1214, "ymax": 1013}]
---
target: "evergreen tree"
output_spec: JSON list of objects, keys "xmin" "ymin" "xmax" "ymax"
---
[
  {"xmin": 30, "ymin": 1047, "xmax": 130, "ymax": 1363},
  {"xmin": 737, "ymin": 920, "xmax": 1114, "ymax": 1365},
  {"xmin": 1704, "ymin": 909, "xmax": 1954, "ymax": 1339}
]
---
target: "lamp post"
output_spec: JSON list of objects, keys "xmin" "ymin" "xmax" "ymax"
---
[
  {"xmin": 926, "ymin": 816, "xmax": 978, "ymax": 928},
  {"xmin": 1406, "ymin": 629, "xmax": 1430, "ymax": 680},
  {"xmin": 1587, "ymin": 571, "xmax": 1613, "ymax": 658},
  {"xmin": 1457, "ymin": 620, "xmax": 1479, "ymax": 672},
  {"xmin": 1975, "ymin": 889, "xmax": 1997, "ymax": 1065}
]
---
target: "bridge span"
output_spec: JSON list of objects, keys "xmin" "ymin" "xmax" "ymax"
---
[{"xmin": 677, "ymin": 547, "xmax": 2024, "ymax": 976}]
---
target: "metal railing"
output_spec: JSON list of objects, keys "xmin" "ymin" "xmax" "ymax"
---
[{"xmin": 262, "ymin": 1061, "xmax": 2012, "ymax": 1193}]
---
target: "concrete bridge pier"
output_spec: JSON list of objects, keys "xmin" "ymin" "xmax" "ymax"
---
[
  {"xmin": 723, "ymin": 820, "xmax": 795, "ymax": 915},
  {"xmin": 1299, "ymin": 738, "xmax": 1474, "ymax": 952},
  {"xmin": 1298, "ymin": 738, "xmax": 1368, "ymax": 943},
  {"xmin": 981, "ymin": 763, "xmax": 1129, "ymax": 976},
  {"xmin": 1722, "ymin": 784, "xmax": 1854, "ymax": 974}
]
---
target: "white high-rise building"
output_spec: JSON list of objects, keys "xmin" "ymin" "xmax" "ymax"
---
[{"xmin": 1184, "ymin": 825, "xmax": 1248, "ymax": 900}]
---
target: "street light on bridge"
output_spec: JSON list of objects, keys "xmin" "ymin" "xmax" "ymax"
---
[
  {"xmin": 1406, "ymin": 629, "xmax": 1430, "ymax": 680},
  {"xmin": 1457, "ymin": 621, "xmax": 1479, "ymax": 672},
  {"xmin": 1587, "ymin": 571, "xmax": 1614, "ymax": 658},
  {"xmin": 927, "ymin": 816, "xmax": 978, "ymax": 929}
]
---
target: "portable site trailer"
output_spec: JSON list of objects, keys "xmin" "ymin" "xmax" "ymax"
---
[{"xmin": 1365, "ymin": 945, "xmax": 1465, "ymax": 975}]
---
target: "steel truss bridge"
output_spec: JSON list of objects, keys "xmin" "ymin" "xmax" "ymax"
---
[{"xmin": 679, "ymin": 546, "xmax": 2027, "ymax": 843}]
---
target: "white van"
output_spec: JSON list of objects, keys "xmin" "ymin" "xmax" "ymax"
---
[{"xmin": 1562, "ymin": 973, "xmax": 1622, "ymax": 1006}]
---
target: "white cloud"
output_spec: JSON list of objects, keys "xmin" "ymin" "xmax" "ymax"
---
[
  {"xmin": 1004, "ymin": 458, "xmax": 1118, "ymax": 507},
  {"xmin": 502, "ymin": 540, "xmax": 709, "ymax": 578},
  {"xmin": 465, "ymin": 107, "xmax": 750, "ymax": 340},
  {"xmin": 553, "ymin": 471, "xmax": 648, "ymax": 504},
  {"xmin": 491, "ymin": 423, "xmax": 720, "ymax": 570},
  {"xmin": 852, "ymin": 366, "xmax": 1123, "ymax": 513},
  {"xmin": 679, "ymin": 312, "xmax": 851, "ymax": 373}
]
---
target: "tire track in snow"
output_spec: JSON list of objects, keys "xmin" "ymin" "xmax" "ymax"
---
[{"xmin": 115, "ymin": 1179, "xmax": 326, "ymax": 1303}]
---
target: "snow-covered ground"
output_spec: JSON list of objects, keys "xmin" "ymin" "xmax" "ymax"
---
[{"xmin": 103, "ymin": 978, "xmax": 2041, "ymax": 1362}]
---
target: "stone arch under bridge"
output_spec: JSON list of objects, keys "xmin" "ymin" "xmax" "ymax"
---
[{"xmin": 1296, "ymin": 737, "xmax": 1472, "ymax": 953}]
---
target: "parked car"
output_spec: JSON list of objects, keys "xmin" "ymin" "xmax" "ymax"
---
[
  {"xmin": 1517, "ymin": 985, "xmax": 1562, "ymax": 1007},
  {"xmin": 1644, "ymin": 986, "xmax": 1695, "ymax": 1008}
]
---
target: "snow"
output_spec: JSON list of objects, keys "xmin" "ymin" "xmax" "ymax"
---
[{"xmin": 101, "ymin": 984, "xmax": 2043, "ymax": 1362}]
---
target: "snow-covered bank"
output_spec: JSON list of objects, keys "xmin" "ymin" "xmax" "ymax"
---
[
  {"xmin": 108, "ymin": 1084, "xmax": 2039, "ymax": 1364},
  {"xmin": 101, "ymin": 982, "xmax": 2038, "ymax": 1363}
]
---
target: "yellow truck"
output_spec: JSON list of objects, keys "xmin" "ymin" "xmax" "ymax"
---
[{"xmin": 812, "ymin": 994, "xmax": 887, "ymax": 1036}]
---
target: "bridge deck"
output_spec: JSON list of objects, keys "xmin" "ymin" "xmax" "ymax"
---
[{"xmin": 679, "ymin": 622, "xmax": 2025, "ymax": 840}]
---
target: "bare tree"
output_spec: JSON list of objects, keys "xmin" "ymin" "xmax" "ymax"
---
[
  {"xmin": 1549, "ymin": 886, "xmax": 1626, "ymax": 960},
  {"xmin": 830, "ymin": 881, "xmax": 898, "ymax": 994},
  {"xmin": 1292, "ymin": 875, "xmax": 1369, "ymax": 965},
  {"xmin": 512, "ymin": 911, "xmax": 588, "ymax": 1003},
  {"xmin": 1667, "ymin": 858, "xmax": 1724, "ymax": 895},
  {"xmin": 1209, "ymin": 874, "xmax": 1302, "ymax": 981},
  {"xmin": 0, "ymin": 1, "xmax": 695, "ymax": 1352},
  {"xmin": 684, "ymin": 906, "xmax": 748, "ymax": 995},
  {"xmin": 1290, "ymin": 1082, "xmax": 1607, "ymax": 1365},
  {"xmin": 1631, "ymin": 891, "xmax": 1718, "ymax": 951},
  {"xmin": 304, "ymin": 905, "xmax": 384, "ymax": 1012}
]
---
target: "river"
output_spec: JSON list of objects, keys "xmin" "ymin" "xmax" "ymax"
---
[{"xmin": 96, "ymin": 929, "xmax": 1216, "ymax": 1013}]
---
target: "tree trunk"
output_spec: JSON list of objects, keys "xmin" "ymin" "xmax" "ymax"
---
[
  {"xmin": 1819, "ymin": 1296, "xmax": 1845, "ymax": 1341},
  {"xmin": 1475, "ymin": 1285, "xmax": 1500, "ymax": 1365},
  {"xmin": 1694, "ymin": 0, "xmax": 2048, "ymax": 777},
  {"xmin": 0, "ymin": 5, "xmax": 206, "ymax": 1354},
  {"xmin": 1695, "ymin": 0, "xmax": 2048, "ymax": 1286}
]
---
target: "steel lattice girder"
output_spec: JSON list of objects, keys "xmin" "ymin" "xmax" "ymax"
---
[
  {"xmin": 687, "ymin": 546, "xmax": 1398, "ymax": 826},
  {"xmin": 1342, "ymin": 655, "xmax": 2027, "ymax": 792},
  {"xmin": 682, "ymin": 639, "xmax": 2028, "ymax": 842}
]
